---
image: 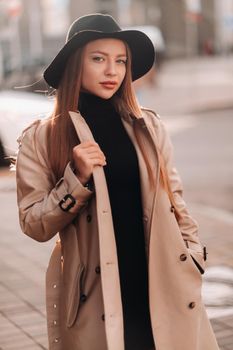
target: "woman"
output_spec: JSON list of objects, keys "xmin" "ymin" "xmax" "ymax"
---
[{"xmin": 16, "ymin": 13, "xmax": 219, "ymax": 350}]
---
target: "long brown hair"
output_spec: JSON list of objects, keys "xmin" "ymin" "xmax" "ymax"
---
[{"xmin": 47, "ymin": 40, "xmax": 180, "ymax": 218}]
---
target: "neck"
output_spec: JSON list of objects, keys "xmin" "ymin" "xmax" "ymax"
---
[{"xmin": 78, "ymin": 91, "xmax": 115, "ymax": 115}]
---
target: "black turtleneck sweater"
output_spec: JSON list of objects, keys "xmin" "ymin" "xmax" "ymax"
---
[{"xmin": 79, "ymin": 92, "xmax": 154, "ymax": 350}]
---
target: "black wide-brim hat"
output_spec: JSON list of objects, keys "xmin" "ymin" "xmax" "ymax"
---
[{"xmin": 43, "ymin": 13, "xmax": 155, "ymax": 89}]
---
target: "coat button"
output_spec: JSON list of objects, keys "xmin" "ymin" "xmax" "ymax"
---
[
  {"xmin": 53, "ymin": 304, "xmax": 57, "ymax": 309},
  {"xmin": 95, "ymin": 266, "xmax": 101, "ymax": 274},
  {"xmin": 189, "ymin": 302, "xmax": 196, "ymax": 309},
  {"xmin": 180, "ymin": 254, "xmax": 187, "ymax": 261},
  {"xmin": 86, "ymin": 214, "xmax": 92, "ymax": 223},
  {"xmin": 101, "ymin": 314, "xmax": 105, "ymax": 321},
  {"xmin": 170, "ymin": 205, "xmax": 175, "ymax": 213},
  {"xmin": 53, "ymin": 320, "xmax": 57, "ymax": 325},
  {"xmin": 80, "ymin": 294, "xmax": 87, "ymax": 303},
  {"xmin": 54, "ymin": 338, "xmax": 59, "ymax": 343}
]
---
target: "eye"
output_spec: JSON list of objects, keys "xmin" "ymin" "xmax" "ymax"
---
[
  {"xmin": 92, "ymin": 56, "xmax": 104, "ymax": 62},
  {"xmin": 116, "ymin": 58, "xmax": 127, "ymax": 64}
]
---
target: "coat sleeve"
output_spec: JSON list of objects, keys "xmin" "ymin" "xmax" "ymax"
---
[
  {"xmin": 149, "ymin": 112, "xmax": 206, "ymax": 273},
  {"xmin": 16, "ymin": 121, "xmax": 93, "ymax": 242}
]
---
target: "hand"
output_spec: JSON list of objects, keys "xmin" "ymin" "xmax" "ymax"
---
[{"xmin": 73, "ymin": 141, "xmax": 106, "ymax": 185}]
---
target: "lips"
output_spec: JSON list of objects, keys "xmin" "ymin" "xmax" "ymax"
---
[{"xmin": 100, "ymin": 81, "xmax": 118, "ymax": 89}]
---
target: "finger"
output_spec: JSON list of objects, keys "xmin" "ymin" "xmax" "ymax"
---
[
  {"xmin": 73, "ymin": 142, "xmax": 95, "ymax": 154},
  {"xmin": 92, "ymin": 159, "xmax": 107, "ymax": 167},
  {"xmin": 84, "ymin": 150, "xmax": 102, "ymax": 158},
  {"xmin": 74, "ymin": 144, "xmax": 104, "ymax": 155},
  {"xmin": 87, "ymin": 156, "xmax": 107, "ymax": 166},
  {"xmin": 77, "ymin": 147, "xmax": 106, "ymax": 159},
  {"xmin": 89, "ymin": 156, "xmax": 106, "ymax": 165},
  {"xmin": 85, "ymin": 149, "xmax": 106, "ymax": 159}
]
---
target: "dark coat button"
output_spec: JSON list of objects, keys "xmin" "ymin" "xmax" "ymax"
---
[
  {"xmin": 80, "ymin": 294, "xmax": 87, "ymax": 303},
  {"xmin": 86, "ymin": 214, "xmax": 92, "ymax": 223},
  {"xmin": 95, "ymin": 266, "xmax": 101, "ymax": 274},
  {"xmin": 170, "ymin": 205, "xmax": 175, "ymax": 213},
  {"xmin": 101, "ymin": 314, "xmax": 105, "ymax": 321},
  {"xmin": 180, "ymin": 253, "xmax": 187, "ymax": 261},
  {"xmin": 189, "ymin": 302, "xmax": 196, "ymax": 309}
]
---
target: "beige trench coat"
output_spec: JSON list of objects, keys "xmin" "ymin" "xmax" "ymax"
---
[{"xmin": 16, "ymin": 108, "xmax": 219, "ymax": 350}]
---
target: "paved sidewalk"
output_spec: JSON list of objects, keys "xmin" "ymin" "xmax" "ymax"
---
[
  {"xmin": 211, "ymin": 316, "xmax": 233, "ymax": 350},
  {"xmin": 0, "ymin": 185, "xmax": 54, "ymax": 350},
  {"xmin": 137, "ymin": 55, "xmax": 233, "ymax": 116}
]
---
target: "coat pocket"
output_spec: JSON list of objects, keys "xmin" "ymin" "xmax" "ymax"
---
[
  {"xmin": 66, "ymin": 263, "xmax": 85, "ymax": 328},
  {"xmin": 186, "ymin": 246, "xmax": 205, "ymax": 276},
  {"xmin": 190, "ymin": 251, "xmax": 205, "ymax": 275},
  {"xmin": 183, "ymin": 240, "xmax": 206, "ymax": 275}
]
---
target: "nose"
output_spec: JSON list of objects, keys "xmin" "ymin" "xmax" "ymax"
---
[{"xmin": 105, "ymin": 59, "xmax": 117, "ymax": 76}]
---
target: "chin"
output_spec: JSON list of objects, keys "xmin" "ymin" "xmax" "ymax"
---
[{"xmin": 97, "ymin": 91, "xmax": 115, "ymax": 99}]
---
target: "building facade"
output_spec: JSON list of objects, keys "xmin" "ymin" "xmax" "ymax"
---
[{"xmin": 0, "ymin": 0, "xmax": 233, "ymax": 86}]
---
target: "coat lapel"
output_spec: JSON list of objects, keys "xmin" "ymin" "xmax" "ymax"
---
[{"xmin": 69, "ymin": 111, "xmax": 124, "ymax": 350}]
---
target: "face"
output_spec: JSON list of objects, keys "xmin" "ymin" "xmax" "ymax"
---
[{"xmin": 81, "ymin": 38, "xmax": 127, "ymax": 99}]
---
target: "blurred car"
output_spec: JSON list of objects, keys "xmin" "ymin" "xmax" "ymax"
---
[{"xmin": 0, "ymin": 90, "xmax": 53, "ymax": 166}]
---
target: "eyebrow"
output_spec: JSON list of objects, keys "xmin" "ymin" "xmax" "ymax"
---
[{"xmin": 89, "ymin": 50, "xmax": 127, "ymax": 57}]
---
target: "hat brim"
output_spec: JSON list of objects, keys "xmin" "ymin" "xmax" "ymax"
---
[{"xmin": 43, "ymin": 30, "xmax": 155, "ymax": 89}]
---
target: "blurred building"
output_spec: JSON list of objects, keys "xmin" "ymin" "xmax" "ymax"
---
[
  {"xmin": 215, "ymin": 0, "xmax": 233, "ymax": 53},
  {"xmin": 121, "ymin": 0, "xmax": 216, "ymax": 57},
  {"xmin": 118, "ymin": 0, "xmax": 233, "ymax": 57},
  {"xmin": 0, "ymin": 0, "xmax": 23, "ymax": 81},
  {"xmin": 0, "ymin": 0, "xmax": 233, "ymax": 86}
]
